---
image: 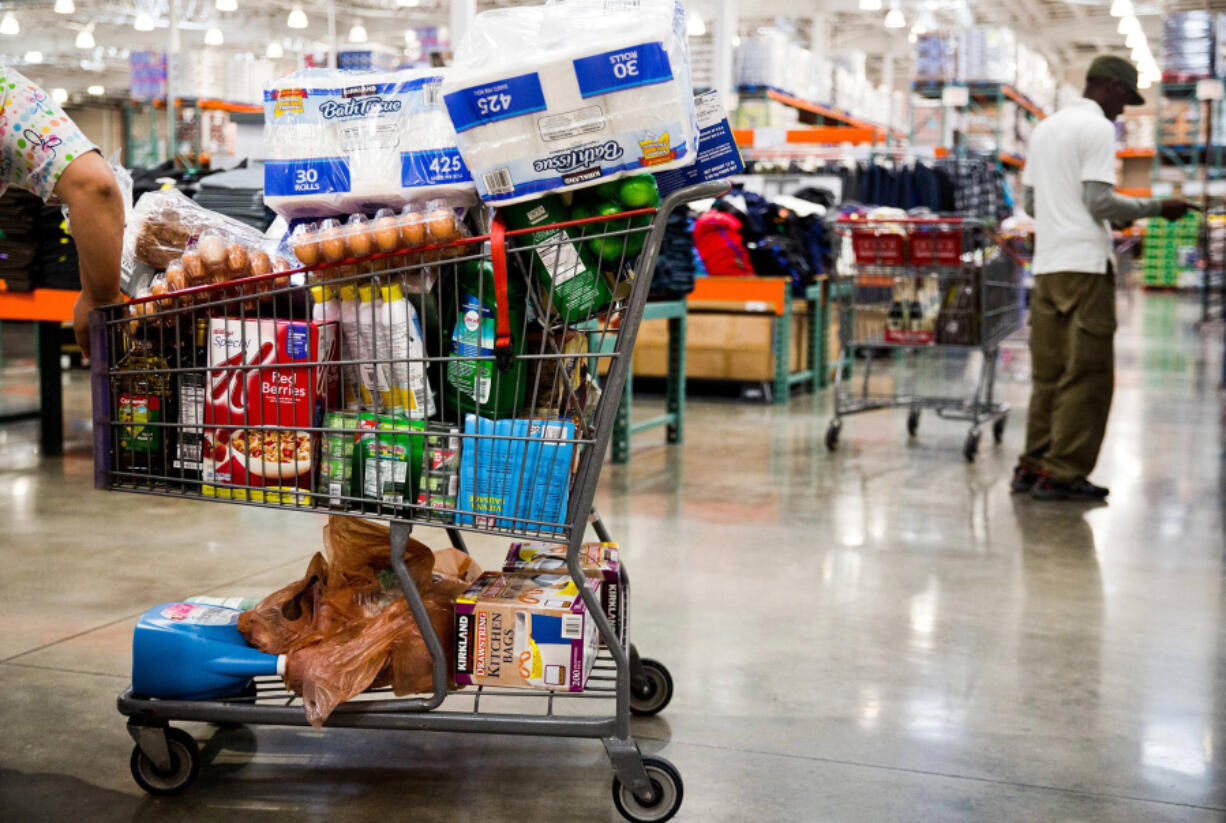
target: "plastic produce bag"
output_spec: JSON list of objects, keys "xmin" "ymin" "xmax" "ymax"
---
[
  {"xmin": 240, "ymin": 516, "xmax": 483, "ymax": 727},
  {"xmin": 441, "ymin": 0, "xmax": 698, "ymax": 205},
  {"xmin": 263, "ymin": 68, "xmax": 476, "ymax": 218}
]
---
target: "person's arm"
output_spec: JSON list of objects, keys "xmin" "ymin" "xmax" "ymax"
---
[
  {"xmin": 1024, "ymin": 186, "xmax": 1035, "ymax": 217},
  {"xmin": 1082, "ymin": 180, "xmax": 1194, "ymax": 226},
  {"xmin": 55, "ymin": 151, "xmax": 124, "ymax": 358}
]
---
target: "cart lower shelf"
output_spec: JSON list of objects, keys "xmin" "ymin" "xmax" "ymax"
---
[{"xmin": 119, "ymin": 645, "xmax": 681, "ymax": 822}]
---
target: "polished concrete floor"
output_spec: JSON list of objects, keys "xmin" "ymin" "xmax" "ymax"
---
[{"xmin": 1, "ymin": 293, "xmax": 1224, "ymax": 821}]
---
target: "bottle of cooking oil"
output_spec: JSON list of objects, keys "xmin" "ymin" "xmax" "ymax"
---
[{"xmin": 115, "ymin": 326, "xmax": 172, "ymax": 482}]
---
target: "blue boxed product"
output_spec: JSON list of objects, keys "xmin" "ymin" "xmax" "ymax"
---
[{"xmin": 457, "ymin": 415, "xmax": 575, "ymax": 533}]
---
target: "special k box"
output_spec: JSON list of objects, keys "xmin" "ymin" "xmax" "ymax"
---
[
  {"xmin": 454, "ymin": 571, "xmax": 599, "ymax": 692},
  {"xmin": 202, "ymin": 317, "xmax": 338, "ymax": 504},
  {"xmin": 503, "ymin": 541, "xmax": 624, "ymax": 640}
]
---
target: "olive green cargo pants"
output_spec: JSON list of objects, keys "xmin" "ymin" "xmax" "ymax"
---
[{"xmin": 1020, "ymin": 269, "xmax": 1116, "ymax": 482}]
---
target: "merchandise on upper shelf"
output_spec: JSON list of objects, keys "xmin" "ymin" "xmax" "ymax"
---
[
  {"xmin": 912, "ymin": 27, "xmax": 1055, "ymax": 116},
  {"xmin": 1162, "ymin": 11, "xmax": 1215, "ymax": 80}
]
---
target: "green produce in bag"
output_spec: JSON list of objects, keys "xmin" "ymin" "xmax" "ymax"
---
[
  {"xmin": 501, "ymin": 194, "xmax": 612, "ymax": 323},
  {"xmin": 445, "ymin": 260, "xmax": 528, "ymax": 418}
]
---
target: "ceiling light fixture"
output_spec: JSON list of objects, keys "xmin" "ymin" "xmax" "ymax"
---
[
  {"xmin": 1138, "ymin": 74, "xmax": 1151, "ymax": 89},
  {"xmin": 686, "ymin": 13, "xmax": 706, "ymax": 37},
  {"xmin": 884, "ymin": 7, "xmax": 906, "ymax": 28},
  {"xmin": 75, "ymin": 28, "xmax": 95, "ymax": 49},
  {"xmin": 266, "ymin": 40, "xmax": 284, "ymax": 59},
  {"xmin": 204, "ymin": 26, "xmax": 224, "ymax": 45},
  {"xmin": 404, "ymin": 28, "xmax": 419, "ymax": 45},
  {"xmin": 287, "ymin": 6, "xmax": 308, "ymax": 28},
  {"xmin": 1109, "ymin": 0, "xmax": 1133, "ymax": 17},
  {"xmin": 51, "ymin": 87, "xmax": 68, "ymax": 103},
  {"xmin": 134, "ymin": 11, "xmax": 155, "ymax": 31},
  {"xmin": 398, "ymin": 0, "xmax": 420, "ymax": 6},
  {"xmin": 349, "ymin": 21, "xmax": 368, "ymax": 43},
  {"xmin": 23, "ymin": 50, "xmax": 42, "ymax": 64},
  {"xmin": 908, "ymin": 30, "xmax": 918, "ymax": 44},
  {"xmin": 54, "ymin": 0, "xmax": 74, "ymax": 13},
  {"xmin": 859, "ymin": 0, "xmax": 883, "ymax": 11},
  {"xmin": 87, "ymin": 85, "xmax": 105, "ymax": 96},
  {"xmin": 1125, "ymin": 30, "xmax": 1143, "ymax": 48},
  {"xmin": 1118, "ymin": 15, "xmax": 1140, "ymax": 36},
  {"xmin": 0, "ymin": 13, "xmax": 20, "ymax": 36},
  {"xmin": 216, "ymin": 0, "xmax": 238, "ymax": 10}
]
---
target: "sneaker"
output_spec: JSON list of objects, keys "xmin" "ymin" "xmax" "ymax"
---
[
  {"xmin": 1010, "ymin": 465, "xmax": 1040, "ymax": 493},
  {"xmin": 1030, "ymin": 476, "xmax": 1110, "ymax": 501}
]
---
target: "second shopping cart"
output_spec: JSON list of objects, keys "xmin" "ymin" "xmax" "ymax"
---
[{"xmin": 827, "ymin": 216, "xmax": 1026, "ymax": 461}]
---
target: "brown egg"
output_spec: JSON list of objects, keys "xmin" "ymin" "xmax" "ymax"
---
[
  {"xmin": 226, "ymin": 244, "xmax": 250, "ymax": 281},
  {"xmin": 427, "ymin": 209, "xmax": 458, "ymax": 242},
  {"xmin": 272, "ymin": 257, "xmax": 291, "ymax": 291},
  {"xmin": 181, "ymin": 250, "xmax": 205, "ymax": 284},
  {"xmin": 399, "ymin": 213, "xmax": 425, "ymax": 248},
  {"xmin": 346, "ymin": 222, "xmax": 373, "ymax": 258},
  {"xmin": 319, "ymin": 226, "xmax": 346, "ymax": 262},
  {"xmin": 292, "ymin": 230, "xmax": 321, "ymax": 266},
  {"xmin": 373, "ymin": 215, "xmax": 400, "ymax": 252}
]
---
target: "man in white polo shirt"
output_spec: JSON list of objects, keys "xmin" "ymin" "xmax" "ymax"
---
[{"xmin": 1014, "ymin": 55, "xmax": 1190, "ymax": 501}]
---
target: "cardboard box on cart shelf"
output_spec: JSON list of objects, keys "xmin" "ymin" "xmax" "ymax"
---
[
  {"xmin": 504, "ymin": 541, "xmax": 625, "ymax": 639},
  {"xmin": 454, "ymin": 571, "xmax": 600, "ymax": 692}
]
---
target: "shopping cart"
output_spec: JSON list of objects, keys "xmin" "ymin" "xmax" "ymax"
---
[
  {"xmin": 91, "ymin": 179, "xmax": 728, "ymax": 822},
  {"xmin": 826, "ymin": 217, "xmax": 1026, "ymax": 461}
]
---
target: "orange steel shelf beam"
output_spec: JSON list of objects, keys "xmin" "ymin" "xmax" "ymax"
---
[{"xmin": 0, "ymin": 287, "xmax": 79, "ymax": 322}]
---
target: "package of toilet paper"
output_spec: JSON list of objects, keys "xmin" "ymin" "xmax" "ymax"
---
[
  {"xmin": 442, "ymin": 0, "xmax": 698, "ymax": 205},
  {"xmin": 399, "ymin": 70, "xmax": 477, "ymax": 203},
  {"xmin": 264, "ymin": 69, "xmax": 475, "ymax": 218}
]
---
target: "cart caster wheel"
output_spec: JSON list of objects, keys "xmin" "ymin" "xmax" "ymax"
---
[
  {"xmin": 825, "ymin": 421, "xmax": 841, "ymax": 451},
  {"xmin": 992, "ymin": 415, "xmax": 1007, "ymax": 444},
  {"xmin": 630, "ymin": 658, "xmax": 674, "ymax": 717},
  {"xmin": 612, "ymin": 756, "xmax": 684, "ymax": 823},
  {"xmin": 963, "ymin": 429, "xmax": 981, "ymax": 462},
  {"xmin": 130, "ymin": 727, "xmax": 200, "ymax": 796},
  {"xmin": 907, "ymin": 409, "xmax": 921, "ymax": 437}
]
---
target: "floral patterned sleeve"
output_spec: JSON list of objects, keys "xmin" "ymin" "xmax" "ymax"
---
[{"xmin": 0, "ymin": 67, "xmax": 98, "ymax": 203}]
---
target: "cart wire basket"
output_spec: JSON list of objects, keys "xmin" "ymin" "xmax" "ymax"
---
[
  {"xmin": 827, "ymin": 216, "xmax": 1026, "ymax": 461},
  {"xmin": 92, "ymin": 179, "xmax": 728, "ymax": 822}
]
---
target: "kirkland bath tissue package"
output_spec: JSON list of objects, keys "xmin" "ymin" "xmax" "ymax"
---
[
  {"xmin": 441, "ymin": 0, "xmax": 698, "ymax": 205},
  {"xmin": 264, "ymin": 69, "xmax": 475, "ymax": 218}
]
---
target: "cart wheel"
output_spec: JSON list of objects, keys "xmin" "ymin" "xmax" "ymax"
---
[
  {"xmin": 907, "ymin": 409, "xmax": 921, "ymax": 437},
  {"xmin": 963, "ymin": 429, "xmax": 981, "ymax": 463},
  {"xmin": 630, "ymin": 658, "xmax": 674, "ymax": 717},
  {"xmin": 612, "ymin": 756, "xmax": 684, "ymax": 823},
  {"xmin": 825, "ymin": 420, "xmax": 841, "ymax": 451},
  {"xmin": 130, "ymin": 727, "xmax": 200, "ymax": 796},
  {"xmin": 992, "ymin": 415, "xmax": 1008, "ymax": 444}
]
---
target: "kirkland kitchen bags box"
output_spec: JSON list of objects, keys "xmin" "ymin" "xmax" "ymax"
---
[
  {"xmin": 504, "ymin": 541, "xmax": 624, "ymax": 638},
  {"xmin": 454, "ymin": 571, "xmax": 599, "ymax": 691},
  {"xmin": 203, "ymin": 318, "xmax": 338, "ymax": 503},
  {"xmin": 457, "ymin": 416, "xmax": 575, "ymax": 532},
  {"xmin": 441, "ymin": 0, "xmax": 698, "ymax": 204}
]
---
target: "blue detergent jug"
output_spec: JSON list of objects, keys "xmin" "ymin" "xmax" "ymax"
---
[{"xmin": 132, "ymin": 603, "xmax": 284, "ymax": 700}]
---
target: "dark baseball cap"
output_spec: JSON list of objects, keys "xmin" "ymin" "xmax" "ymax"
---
[{"xmin": 1087, "ymin": 55, "xmax": 1146, "ymax": 106}]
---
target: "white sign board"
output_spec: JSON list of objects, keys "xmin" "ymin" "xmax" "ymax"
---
[
  {"xmin": 942, "ymin": 85, "xmax": 969, "ymax": 108},
  {"xmin": 1197, "ymin": 79, "xmax": 1224, "ymax": 101}
]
